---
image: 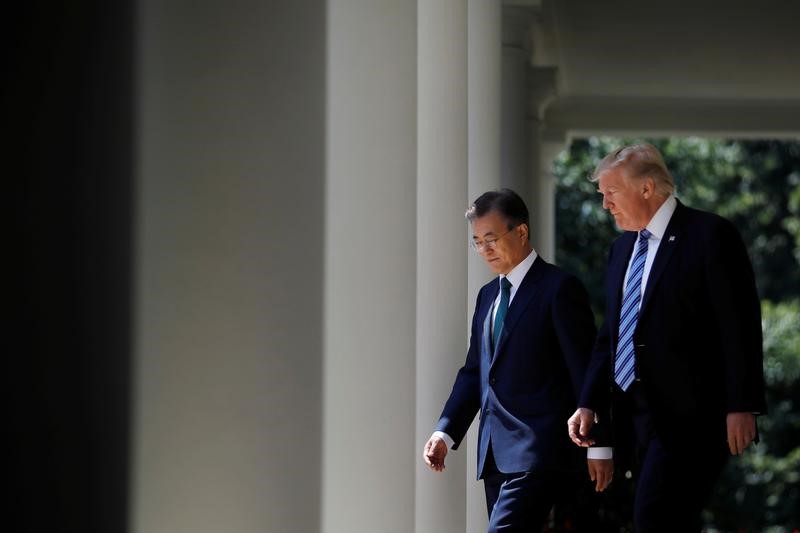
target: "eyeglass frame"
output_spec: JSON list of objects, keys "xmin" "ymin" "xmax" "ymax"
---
[{"xmin": 469, "ymin": 226, "xmax": 517, "ymax": 253}]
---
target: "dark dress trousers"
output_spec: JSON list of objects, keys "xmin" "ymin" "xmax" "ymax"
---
[
  {"xmin": 436, "ymin": 257, "xmax": 597, "ymax": 530},
  {"xmin": 581, "ymin": 200, "xmax": 766, "ymax": 532}
]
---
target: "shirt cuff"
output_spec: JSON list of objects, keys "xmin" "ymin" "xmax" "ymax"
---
[
  {"xmin": 432, "ymin": 431, "xmax": 455, "ymax": 449},
  {"xmin": 587, "ymin": 447, "xmax": 613, "ymax": 460}
]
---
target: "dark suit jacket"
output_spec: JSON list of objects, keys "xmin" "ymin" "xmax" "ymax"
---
[
  {"xmin": 581, "ymin": 200, "xmax": 766, "ymax": 450},
  {"xmin": 436, "ymin": 256, "xmax": 597, "ymax": 478}
]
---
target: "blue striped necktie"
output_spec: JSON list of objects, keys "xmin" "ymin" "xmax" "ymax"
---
[
  {"xmin": 493, "ymin": 277, "xmax": 512, "ymax": 354},
  {"xmin": 615, "ymin": 229, "xmax": 652, "ymax": 391}
]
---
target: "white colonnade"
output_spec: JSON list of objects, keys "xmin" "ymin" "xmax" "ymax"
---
[{"xmin": 132, "ymin": 2, "xmax": 547, "ymax": 532}]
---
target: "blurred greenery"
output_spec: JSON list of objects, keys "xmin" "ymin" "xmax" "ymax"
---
[{"xmin": 553, "ymin": 138, "xmax": 800, "ymax": 532}]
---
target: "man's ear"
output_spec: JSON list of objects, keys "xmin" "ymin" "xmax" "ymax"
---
[
  {"xmin": 642, "ymin": 177, "xmax": 656, "ymax": 199},
  {"xmin": 518, "ymin": 223, "xmax": 529, "ymax": 241}
]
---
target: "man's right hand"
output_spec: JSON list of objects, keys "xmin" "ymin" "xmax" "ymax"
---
[
  {"xmin": 568, "ymin": 407, "xmax": 596, "ymax": 447},
  {"xmin": 423, "ymin": 436, "xmax": 448, "ymax": 472}
]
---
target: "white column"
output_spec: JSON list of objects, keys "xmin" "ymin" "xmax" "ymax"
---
[
  {"xmin": 501, "ymin": 9, "xmax": 533, "ymax": 196},
  {"xmin": 416, "ymin": 0, "xmax": 468, "ymax": 532},
  {"xmin": 322, "ymin": 2, "xmax": 417, "ymax": 532},
  {"xmin": 533, "ymin": 138, "xmax": 567, "ymax": 263},
  {"xmin": 467, "ymin": 1, "xmax": 501, "ymax": 532},
  {"xmin": 526, "ymin": 65, "xmax": 560, "ymax": 263},
  {"xmin": 132, "ymin": 2, "xmax": 325, "ymax": 533},
  {"xmin": 501, "ymin": 43, "xmax": 529, "ymax": 195},
  {"xmin": 469, "ymin": 0, "xmax": 502, "ymax": 198}
]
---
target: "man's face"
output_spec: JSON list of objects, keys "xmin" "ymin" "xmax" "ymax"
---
[
  {"xmin": 597, "ymin": 167, "xmax": 652, "ymax": 232},
  {"xmin": 471, "ymin": 210, "xmax": 529, "ymax": 275}
]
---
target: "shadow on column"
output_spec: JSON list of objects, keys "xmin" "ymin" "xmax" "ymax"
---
[{"xmin": 10, "ymin": 2, "xmax": 134, "ymax": 532}]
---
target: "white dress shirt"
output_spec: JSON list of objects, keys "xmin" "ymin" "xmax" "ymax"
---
[
  {"xmin": 622, "ymin": 195, "xmax": 677, "ymax": 297},
  {"xmin": 591, "ymin": 195, "xmax": 678, "ymax": 459}
]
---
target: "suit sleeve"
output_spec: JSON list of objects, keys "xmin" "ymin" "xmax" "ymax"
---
[
  {"xmin": 580, "ymin": 240, "xmax": 616, "ymax": 415},
  {"xmin": 579, "ymin": 244, "xmax": 619, "ymax": 447},
  {"xmin": 551, "ymin": 275, "xmax": 597, "ymax": 401},
  {"xmin": 434, "ymin": 290, "xmax": 484, "ymax": 449},
  {"xmin": 705, "ymin": 218, "xmax": 767, "ymax": 414},
  {"xmin": 552, "ymin": 275, "xmax": 612, "ymax": 447},
  {"xmin": 578, "ymin": 316, "xmax": 613, "ymax": 446},
  {"xmin": 581, "ymin": 316, "xmax": 612, "ymax": 414}
]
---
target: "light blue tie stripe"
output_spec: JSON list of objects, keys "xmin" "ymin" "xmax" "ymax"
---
[{"xmin": 614, "ymin": 229, "xmax": 652, "ymax": 391}]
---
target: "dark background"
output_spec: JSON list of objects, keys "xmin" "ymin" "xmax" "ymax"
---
[{"xmin": 9, "ymin": 2, "xmax": 133, "ymax": 532}]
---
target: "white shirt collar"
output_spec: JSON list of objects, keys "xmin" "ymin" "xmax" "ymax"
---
[
  {"xmin": 645, "ymin": 195, "xmax": 677, "ymax": 240},
  {"xmin": 501, "ymin": 248, "xmax": 538, "ymax": 290}
]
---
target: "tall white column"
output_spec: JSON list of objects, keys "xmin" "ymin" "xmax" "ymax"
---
[
  {"xmin": 526, "ymin": 65, "xmax": 560, "ymax": 263},
  {"xmin": 534, "ymin": 138, "xmax": 567, "ymax": 263},
  {"xmin": 526, "ymin": 120, "xmax": 545, "ymax": 260},
  {"xmin": 132, "ymin": 2, "xmax": 325, "ymax": 533},
  {"xmin": 469, "ymin": 0, "xmax": 502, "ymax": 198},
  {"xmin": 416, "ymin": 1, "xmax": 469, "ymax": 532},
  {"xmin": 467, "ymin": 1, "xmax": 502, "ymax": 532},
  {"xmin": 501, "ymin": 9, "xmax": 533, "ymax": 196},
  {"xmin": 501, "ymin": 43, "xmax": 529, "ymax": 195},
  {"xmin": 322, "ymin": 2, "xmax": 417, "ymax": 532}
]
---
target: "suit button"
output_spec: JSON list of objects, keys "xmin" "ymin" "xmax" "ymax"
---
[
  {"xmin": 485, "ymin": 408, "xmax": 491, "ymax": 415},
  {"xmin": 489, "ymin": 378, "xmax": 496, "ymax": 385}
]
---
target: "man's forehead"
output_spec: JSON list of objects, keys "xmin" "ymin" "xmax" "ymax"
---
[
  {"xmin": 598, "ymin": 167, "xmax": 629, "ymax": 188},
  {"xmin": 471, "ymin": 211, "xmax": 506, "ymax": 235}
]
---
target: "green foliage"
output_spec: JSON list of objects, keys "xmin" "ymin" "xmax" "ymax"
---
[
  {"xmin": 667, "ymin": 140, "xmax": 800, "ymax": 303},
  {"xmin": 705, "ymin": 300, "xmax": 800, "ymax": 531},
  {"xmin": 554, "ymin": 137, "xmax": 800, "ymax": 531},
  {"xmin": 553, "ymin": 137, "xmax": 625, "ymax": 322}
]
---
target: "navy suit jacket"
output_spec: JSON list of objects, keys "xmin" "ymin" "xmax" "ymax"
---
[
  {"xmin": 581, "ymin": 200, "xmax": 766, "ymax": 449},
  {"xmin": 436, "ymin": 256, "xmax": 597, "ymax": 478}
]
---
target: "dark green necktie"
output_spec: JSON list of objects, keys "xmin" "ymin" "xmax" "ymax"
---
[{"xmin": 493, "ymin": 277, "xmax": 511, "ymax": 353}]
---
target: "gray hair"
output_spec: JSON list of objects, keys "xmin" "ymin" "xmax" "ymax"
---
[{"xmin": 589, "ymin": 143, "xmax": 675, "ymax": 197}]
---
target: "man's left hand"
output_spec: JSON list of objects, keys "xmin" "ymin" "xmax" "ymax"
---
[
  {"xmin": 587, "ymin": 458, "xmax": 613, "ymax": 492},
  {"xmin": 727, "ymin": 412, "xmax": 757, "ymax": 455}
]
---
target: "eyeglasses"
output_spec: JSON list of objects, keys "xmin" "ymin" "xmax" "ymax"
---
[{"xmin": 469, "ymin": 228, "xmax": 514, "ymax": 253}]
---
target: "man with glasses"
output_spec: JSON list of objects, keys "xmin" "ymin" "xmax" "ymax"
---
[{"xmin": 423, "ymin": 189, "xmax": 612, "ymax": 531}]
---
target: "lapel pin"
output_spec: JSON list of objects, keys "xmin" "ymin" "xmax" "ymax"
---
[{"xmin": 668, "ymin": 235, "xmax": 676, "ymax": 242}]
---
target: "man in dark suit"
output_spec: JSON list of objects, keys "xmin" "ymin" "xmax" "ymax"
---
[
  {"xmin": 423, "ymin": 189, "xmax": 612, "ymax": 531},
  {"xmin": 568, "ymin": 143, "xmax": 766, "ymax": 532}
]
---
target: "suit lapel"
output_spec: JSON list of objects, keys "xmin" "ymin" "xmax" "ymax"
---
[
  {"xmin": 481, "ymin": 292, "xmax": 494, "ymax": 363},
  {"xmin": 492, "ymin": 256, "xmax": 545, "ymax": 361},
  {"xmin": 480, "ymin": 281, "xmax": 499, "ymax": 367},
  {"xmin": 640, "ymin": 201, "xmax": 688, "ymax": 316}
]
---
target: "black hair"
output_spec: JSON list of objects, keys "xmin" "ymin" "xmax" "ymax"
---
[{"xmin": 465, "ymin": 188, "xmax": 530, "ymax": 232}]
